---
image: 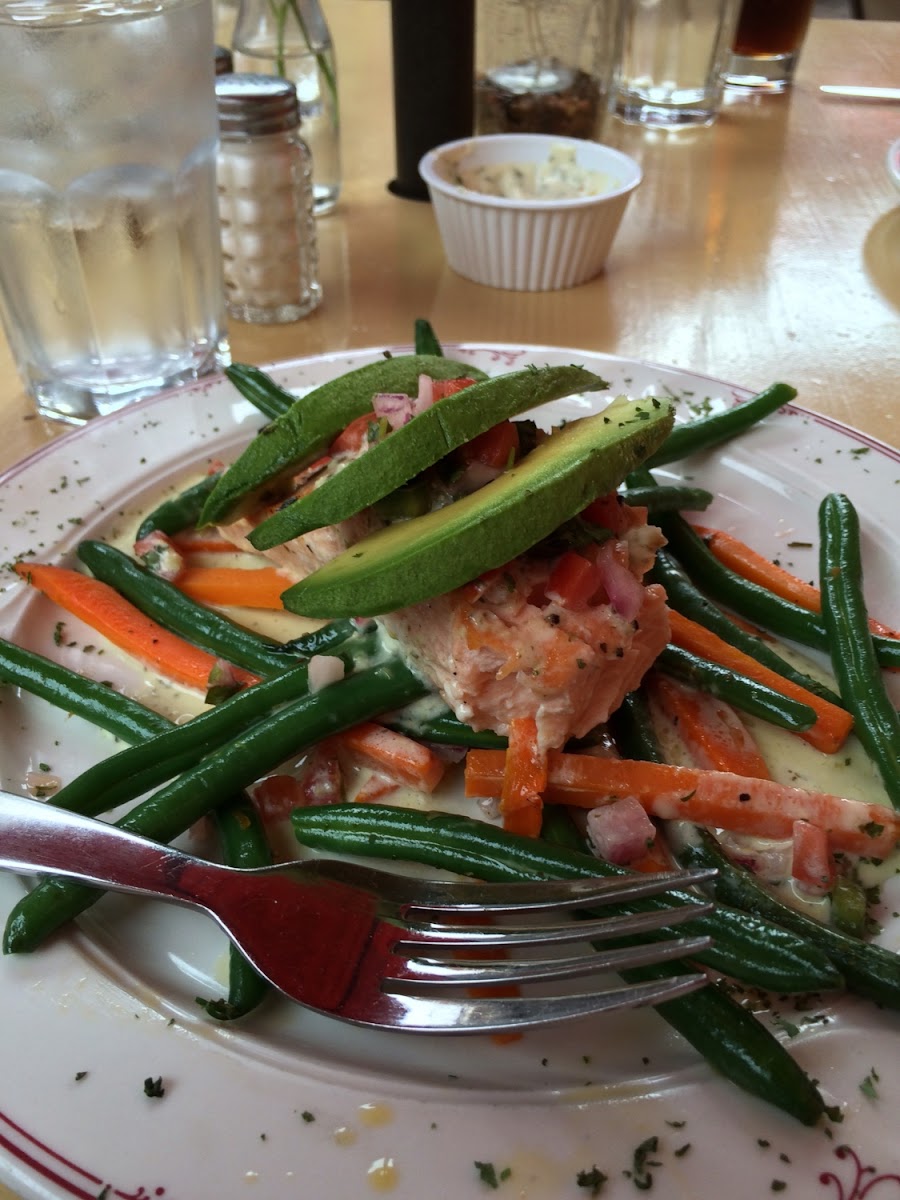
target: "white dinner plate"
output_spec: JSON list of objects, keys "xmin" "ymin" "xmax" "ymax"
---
[{"xmin": 2, "ymin": 344, "xmax": 900, "ymax": 1200}]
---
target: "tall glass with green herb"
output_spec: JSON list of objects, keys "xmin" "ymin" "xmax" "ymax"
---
[{"xmin": 232, "ymin": 0, "xmax": 341, "ymax": 214}]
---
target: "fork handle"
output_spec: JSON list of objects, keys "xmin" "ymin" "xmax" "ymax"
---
[{"xmin": 0, "ymin": 789, "xmax": 217, "ymax": 907}]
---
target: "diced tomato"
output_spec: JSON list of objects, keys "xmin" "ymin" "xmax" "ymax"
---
[
  {"xmin": 544, "ymin": 550, "xmax": 606, "ymax": 611},
  {"xmin": 791, "ymin": 818, "xmax": 836, "ymax": 896},
  {"xmin": 251, "ymin": 774, "xmax": 307, "ymax": 822},
  {"xmin": 432, "ymin": 376, "xmax": 478, "ymax": 400},
  {"xmin": 582, "ymin": 491, "xmax": 645, "ymax": 536},
  {"xmin": 457, "ymin": 420, "xmax": 520, "ymax": 471},
  {"xmin": 251, "ymin": 750, "xmax": 343, "ymax": 821},
  {"xmin": 329, "ymin": 411, "xmax": 378, "ymax": 455}
]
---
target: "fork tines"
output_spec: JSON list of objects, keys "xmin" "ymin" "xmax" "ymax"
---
[{"xmin": 392, "ymin": 866, "xmax": 717, "ymax": 916}]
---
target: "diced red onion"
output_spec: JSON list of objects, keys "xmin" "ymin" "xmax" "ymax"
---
[
  {"xmin": 373, "ymin": 392, "xmax": 415, "ymax": 429},
  {"xmin": 596, "ymin": 539, "xmax": 644, "ymax": 621},
  {"xmin": 414, "ymin": 373, "xmax": 435, "ymax": 413}
]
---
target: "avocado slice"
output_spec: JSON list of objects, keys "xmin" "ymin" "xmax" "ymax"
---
[
  {"xmin": 281, "ymin": 395, "xmax": 674, "ymax": 618},
  {"xmin": 200, "ymin": 354, "xmax": 486, "ymax": 527},
  {"xmin": 249, "ymin": 364, "xmax": 609, "ymax": 551}
]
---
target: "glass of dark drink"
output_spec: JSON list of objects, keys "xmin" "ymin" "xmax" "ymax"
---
[{"xmin": 722, "ymin": 0, "xmax": 816, "ymax": 91}]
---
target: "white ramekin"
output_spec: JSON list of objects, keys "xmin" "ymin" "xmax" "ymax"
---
[{"xmin": 418, "ymin": 133, "xmax": 642, "ymax": 292}]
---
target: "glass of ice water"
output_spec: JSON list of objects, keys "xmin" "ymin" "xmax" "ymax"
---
[
  {"xmin": 610, "ymin": 0, "xmax": 742, "ymax": 128},
  {"xmin": 0, "ymin": 0, "xmax": 230, "ymax": 425}
]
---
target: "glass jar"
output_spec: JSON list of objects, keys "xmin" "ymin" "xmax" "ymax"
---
[
  {"xmin": 215, "ymin": 74, "xmax": 322, "ymax": 324},
  {"xmin": 475, "ymin": 0, "xmax": 618, "ymax": 139},
  {"xmin": 232, "ymin": 0, "xmax": 340, "ymax": 215}
]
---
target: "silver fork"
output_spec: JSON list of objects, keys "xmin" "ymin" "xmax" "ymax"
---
[{"xmin": 0, "ymin": 791, "xmax": 716, "ymax": 1034}]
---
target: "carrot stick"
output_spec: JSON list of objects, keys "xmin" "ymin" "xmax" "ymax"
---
[
  {"xmin": 692, "ymin": 524, "xmax": 900, "ymax": 642},
  {"xmin": 333, "ymin": 722, "xmax": 446, "ymax": 793},
  {"xmin": 174, "ymin": 566, "xmax": 289, "ymax": 610},
  {"xmin": 170, "ymin": 532, "xmax": 241, "ymax": 554},
  {"xmin": 464, "ymin": 748, "xmax": 900, "ymax": 858},
  {"xmin": 647, "ymin": 672, "xmax": 771, "ymax": 779},
  {"xmin": 627, "ymin": 828, "xmax": 676, "ymax": 873},
  {"xmin": 15, "ymin": 562, "xmax": 257, "ymax": 692},
  {"xmin": 500, "ymin": 716, "xmax": 547, "ymax": 838},
  {"xmin": 667, "ymin": 609, "xmax": 853, "ymax": 754}
]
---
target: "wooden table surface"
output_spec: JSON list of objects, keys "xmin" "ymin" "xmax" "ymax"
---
[
  {"xmin": 0, "ymin": 8, "xmax": 898, "ymax": 473},
  {"xmin": 0, "ymin": 6, "xmax": 898, "ymax": 1199}
]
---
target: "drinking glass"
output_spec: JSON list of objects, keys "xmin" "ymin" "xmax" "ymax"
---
[
  {"xmin": 0, "ymin": 0, "xmax": 229, "ymax": 425},
  {"xmin": 611, "ymin": 0, "xmax": 741, "ymax": 129},
  {"xmin": 723, "ymin": 0, "xmax": 816, "ymax": 92}
]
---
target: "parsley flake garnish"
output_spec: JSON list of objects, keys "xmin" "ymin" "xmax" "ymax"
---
[
  {"xmin": 628, "ymin": 1136, "xmax": 660, "ymax": 1190},
  {"xmin": 143, "ymin": 1075, "xmax": 165, "ymax": 1098},
  {"xmin": 576, "ymin": 1165, "xmax": 608, "ymax": 1194},
  {"xmin": 860, "ymin": 1068, "xmax": 880, "ymax": 1100},
  {"xmin": 474, "ymin": 1161, "xmax": 510, "ymax": 1188}
]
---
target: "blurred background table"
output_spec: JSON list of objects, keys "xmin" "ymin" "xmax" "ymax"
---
[{"xmin": 0, "ymin": 5, "xmax": 897, "ymax": 473}]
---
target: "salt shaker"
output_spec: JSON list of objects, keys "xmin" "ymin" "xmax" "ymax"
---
[{"xmin": 215, "ymin": 73, "xmax": 322, "ymax": 324}]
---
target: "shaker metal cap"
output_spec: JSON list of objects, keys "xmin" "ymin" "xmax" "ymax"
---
[{"xmin": 215, "ymin": 73, "xmax": 301, "ymax": 137}]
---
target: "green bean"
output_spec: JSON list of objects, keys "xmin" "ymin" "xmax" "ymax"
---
[
  {"xmin": 0, "ymin": 638, "xmax": 171, "ymax": 743},
  {"xmin": 539, "ymin": 803, "xmax": 589, "ymax": 853},
  {"xmin": 818, "ymin": 492, "xmax": 900, "ymax": 810},
  {"xmin": 657, "ymin": 644, "xmax": 816, "ymax": 731},
  {"xmin": 47, "ymin": 661, "xmax": 312, "ymax": 820},
  {"xmin": 77, "ymin": 540, "xmax": 301, "ymax": 677},
  {"xmin": 413, "ymin": 318, "xmax": 443, "ymax": 357},
  {"xmin": 197, "ymin": 800, "xmax": 273, "ymax": 1021},
  {"xmin": 649, "ymin": 547, "xmax": 843, "ymax": 706},
  {"xmin": 226, "ymin": 363, "xmax": 295, "ymax": 420},
  {"xmin": 620, "ymin": 483, "xmax": 713, "ymax": 514},
  {"xmin": 388, "ymin": 709, "xmax": 507, "ymax": 749},
  {"xmin": 269, "ymin": 618, "xmax": 363, "ymax": 658},
  {"xmin": 646, "ymin": 382, "xmax": 797, "ymax": 468},
  {"xmin": 135, "ymin": 473, "xmax": 223, "ymax": 542},
  {"xmin": 677, "ymin": 828, "xmax": 900, "ymax": 1012},
  {"xmin": 607, "ymin": 690, "xmax": 665, "ymax": 763},
  {"xmin": 3, "ymin": 659, "xmax": 427, "ymax": 954},
  {"xmin": 291, "ymin": 805, "xmax": 840, "ymax": 994},
  {"xmin": 291, "ymin": 804, "xmax": 827, "ymax": 1126},
  {"xmin": 662, "ymin": 514, "xmax": 900, "ymax": 670},
  {"xmin": 628, "ymin": 464, "xmax": 844, "ymax": 705}
]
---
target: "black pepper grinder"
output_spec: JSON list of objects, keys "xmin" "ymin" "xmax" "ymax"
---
[{"xmin": 388, "ymin": 0, "xmax": 475, "ymax": 201}]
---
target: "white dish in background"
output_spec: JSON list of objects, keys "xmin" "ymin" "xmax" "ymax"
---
[
  {"xmin": 419, "ymin": 135, "xmax": 641, "ymax": 291},
  {"xmin": 888, "ymin": 136, "xmax": 900, "ymax": 192},
  {"xmin": 1, "ymin": 345, "xmax": 900, "ymax": 1200}
]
